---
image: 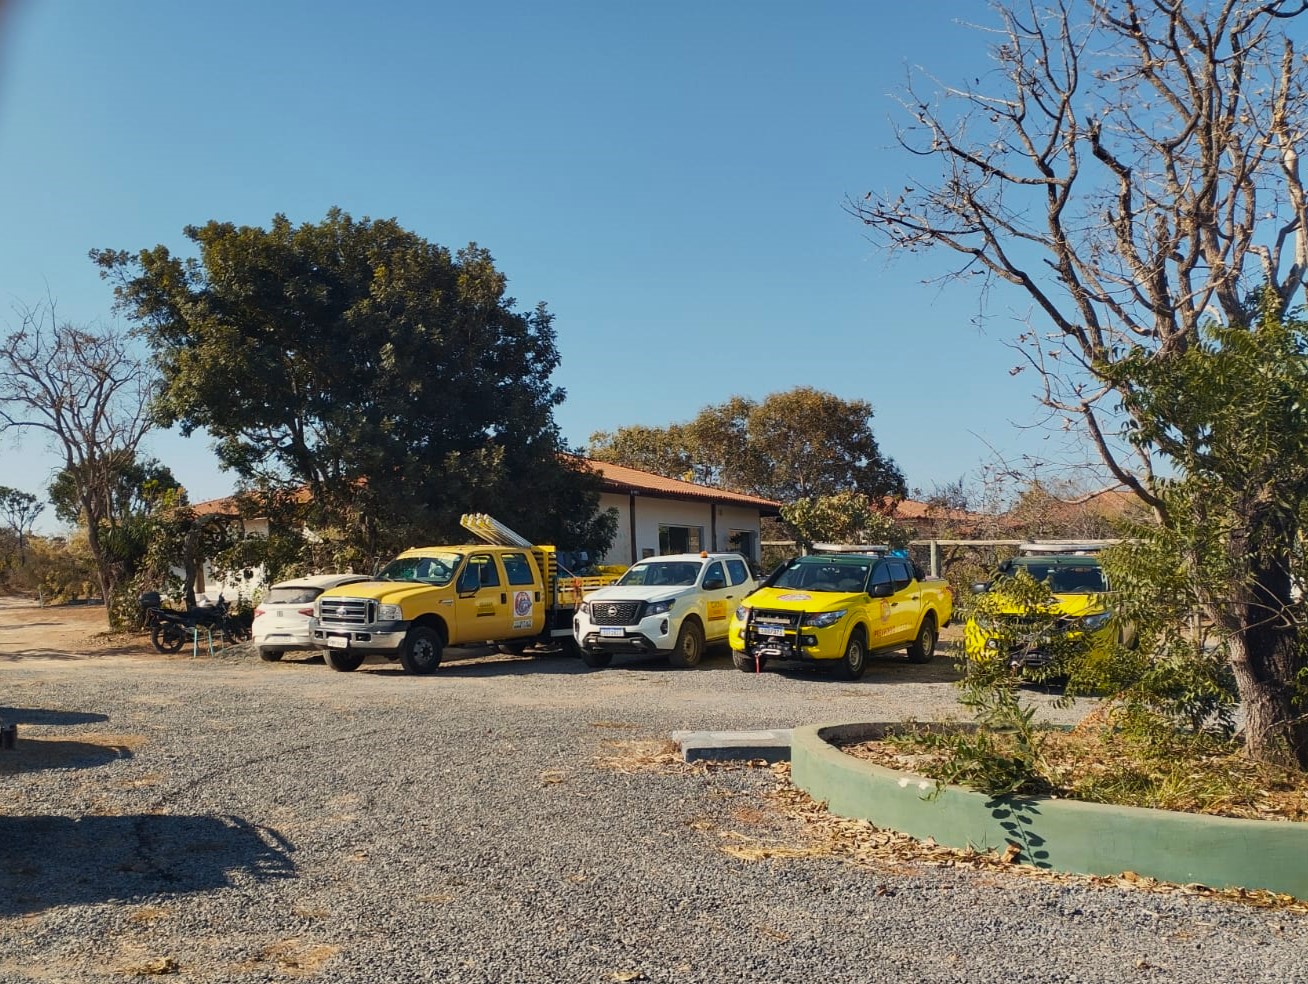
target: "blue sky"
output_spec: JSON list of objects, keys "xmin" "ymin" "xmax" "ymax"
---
[{"xmin": 0, "ymin": 0, "xmax": 1073, "ymax": 529}]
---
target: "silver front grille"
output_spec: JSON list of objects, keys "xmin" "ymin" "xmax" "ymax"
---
[
  {"xmin": 590, "ymin": 601, "xmax": 643, "ymax": 626},
  {"xmin": 317, "ymin": 597, "xmax": 375, "ymax": 626}
]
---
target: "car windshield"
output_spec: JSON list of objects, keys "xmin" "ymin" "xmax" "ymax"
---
[
  {"xmin": 617, "ymin": 561, "xmax": 702, "ymax": 587},
  {"xmin": 375, "ymin": 552, "xmax": 462, "ymax": 586},
  {"xmin": 1014, "ymin": 562, "xmax": 1106, "ymax": 594},
  {"xmin": 771, "ymin": 559, "xmax": 870, "ymax": 592}
]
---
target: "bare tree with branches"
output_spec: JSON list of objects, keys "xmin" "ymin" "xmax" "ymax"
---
[
  {"xmin": 0, "ymin": 301, "xmax": 154, "ymax": 623},
  {"xmin": 852, "ymin": 0, "xmax": 1308, "ymax": 765}
]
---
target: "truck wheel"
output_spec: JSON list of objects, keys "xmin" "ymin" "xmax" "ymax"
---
[
  {"xmin": 497, "ymin": 641, "xmax": 530, "ymax": 656},
  {"xmin": 837, "ymin": 628, "xmax": 868, "ymax": 680},
  {"xmin": 908, "ymin": 615, "xmax": 937, "ymax": 664},
  {"xmin": 579, "ymin": 648, "xmax": 613, "ymax": 669},
  {"xmin": 733, "ymin": 650, "xmax": 765, "ymax": 673},
  {"xmin": 259, "ymin": 648, "xmax": 284, "ymax": 662},
  {"xmin": 401, "ymin": 626, "xmax": 444, "ymax": 675},
  {"xmin": 668, "ymin": 619, "xmax": 705, "ymax": 668},
  {"xmin": 323, "ymin": 647, "xmax": 364, "ymax": 672}
]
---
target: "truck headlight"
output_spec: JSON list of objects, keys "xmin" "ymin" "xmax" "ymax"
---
[
  {"xmin": 378, "ymin": 604, "xmax": 403, "ymax": 622},
  {"xmin": 734, "ymin": 605, "xmax": 751, "ymax": 621},
  {"xmin": 807, "ymin": 610, "xmax": 847, "ymax": 629},
  {"xmin": 645, "ymin": 599, "xmax": 674, "ymax": 616},
  {"xmin": 1080, "ymin": 611, "xmax": 1112, "ymax": 631},
  {"xmin": 578, "ymin": 601, "xmax": 590, "ymax": 615}
]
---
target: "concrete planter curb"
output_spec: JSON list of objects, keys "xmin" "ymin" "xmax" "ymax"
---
[{"xmin": 790, "ymin": 722, "xmax": 1308, "ymax": 899}]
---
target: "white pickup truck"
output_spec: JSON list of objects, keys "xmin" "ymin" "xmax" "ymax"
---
[{"xmin": 572, "ymin": 552, "xmax": 758, "ymax": 669}]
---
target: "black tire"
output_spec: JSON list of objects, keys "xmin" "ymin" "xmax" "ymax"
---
[
  {"xmin": 400, "ymin": 626, "xmax": 443, "ymax": 675},
  {"xmin": 732, "ymin": 650, "xmax": 765, "ymax": 673},
  {"xmin": 497, "ymin": 641, "xmax": 530, "ymax": 656},
  {"xmin": 668, "ymin": 619, "xmax": 705, "ymax": 669},
  {"xmin": 151, "ymin": 621, "xmax": 188, "ymax": 654},
  {"xmin": 323, "ymin": 647, "xmax": 364, "ymax": 672},
  {"xmin": 259, "ymin": 648, "xmax": 284, "ymax": 662},
  {"xmin": 579, "ymin": 647, "xmax": 613, "ymax": 669},
  {"xmin": 907, "ymin": 614, "xmax": 937, "ymax": 664},
  {"xmin": 837, "ymin": 628, "xmax": 868, "ymax": 680}
]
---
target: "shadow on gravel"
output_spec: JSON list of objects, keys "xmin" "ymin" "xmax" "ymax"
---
[
  {"xmin": 0, "ymin": 814, "xmax": 295, "ymax": 915},
  {"xmin": 0, "ymin": 707, "xmax": 109, "ymax": 727}
]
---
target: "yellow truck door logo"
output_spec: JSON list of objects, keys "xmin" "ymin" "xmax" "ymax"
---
[{"xmin": 707, "ymin": 600, "xmax": 728, "ymax": 622}]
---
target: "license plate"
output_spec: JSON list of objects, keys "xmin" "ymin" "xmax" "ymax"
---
[
  {"xmin": 326, "ymin": 636, "xmax": 349, "ymax": 649},
  {"xmin": 599, "ymin": 627, "xmax": 624, "ymax": 638},
  {"xmin": 757, "ymin": 625, "xmax": 785, "ymax": 637}
]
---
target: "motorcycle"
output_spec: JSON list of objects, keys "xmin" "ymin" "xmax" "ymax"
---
[{"xmin": 139, "ymin": 592, "xmax": 252, "ymax": 653}]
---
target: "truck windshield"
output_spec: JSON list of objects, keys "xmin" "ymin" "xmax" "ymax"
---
[
  {"xmin": 375, "ymin": 553, "xmax": 463, "ymax": 586},
  {"xmin": 617, "ymin": 561, "xmax": 702, "ymax": 587},
  {"xmin": 1013, "ymin": 563, "xmax": 1106, "ymax": 593},
  {"xmin": 772, "ymin": 559, "xmax": 870, "ymax": 592}
]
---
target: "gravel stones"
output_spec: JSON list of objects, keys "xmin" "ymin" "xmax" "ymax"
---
[{"xmin": 2, "ymin": 646, "xmax": 1306, "ymax": 983}]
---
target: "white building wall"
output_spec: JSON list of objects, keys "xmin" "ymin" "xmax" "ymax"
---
[{"xmin": 596, "ymin": 494, "xmax": 766, "ymax": 565}]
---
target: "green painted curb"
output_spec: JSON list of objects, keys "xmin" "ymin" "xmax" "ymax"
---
[{"xmin": 790, "ymin": 722, "xmax": 1308, "ymax": 899}]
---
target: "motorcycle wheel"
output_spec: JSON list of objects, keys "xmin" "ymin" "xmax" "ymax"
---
[{"xmin": 151, "ymin": 621, "xmax": 189, "ymax": 654}]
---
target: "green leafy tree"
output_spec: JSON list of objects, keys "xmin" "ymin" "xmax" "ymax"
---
[
  {"xmin": 781, "ymin": 491, "xmax": 909, "ymax": 551},
  {"xmin": 94, "ymin": 209, "xmax": 612, "ymax": 563},
  {"xmin": 852, "ymin": 0, "xmax": 1308, "ymax": 767},
  {"xmin": 590, "ymin": 386, "xmax": 906, "ymax": 504}
]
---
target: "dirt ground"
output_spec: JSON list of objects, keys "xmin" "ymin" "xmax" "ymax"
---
[{"xmin": 0, "ymin": 596, "xmax": 147, "ymax": 661}]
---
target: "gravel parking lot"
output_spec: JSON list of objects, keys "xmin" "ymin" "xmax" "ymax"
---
[{"xmin": 4, "ymin": 616, "xmax": 1308, "ymax": 983}]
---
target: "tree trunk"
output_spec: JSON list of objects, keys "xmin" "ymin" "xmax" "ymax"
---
[{"xmin": 1218, "ymin": 526, "xmax": 1308, "ymax": 768}]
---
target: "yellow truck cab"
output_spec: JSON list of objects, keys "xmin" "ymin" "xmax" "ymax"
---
[
  {"xmin": 729, "ymin": 548, "xmax": 953, "ymax": 679},
  {"xmin": 310, "ymin": 514, "xmax": 618, "ymax": 674},
  {"xmin": 963, "ymin": 542, "xmax": 1127, "ymax": 673}
]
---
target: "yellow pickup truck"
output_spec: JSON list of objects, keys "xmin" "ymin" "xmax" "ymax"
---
[
  {"xmin": 309, "ymin": 514, "xmax": 618, "ymax": 674},
  {"xmin": 963, "ymin": 544, "xmax": 1128, "ymax": 674},
  {"xmin": 729, "ymin": 550, "xmax": 953, "ymax": 679}
]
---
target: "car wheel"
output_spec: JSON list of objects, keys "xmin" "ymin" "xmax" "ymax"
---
[
  {"xmin": 837, "ymin": 628, "xmax": 867, "ymax": 680},
  {"xmin": 259, "ymin": 648, "xmax": 284, "ymax": 662},
  {"xmin": 668, "ymin": 619, "xmax": 705, "ymax": 669},
  {"xmin": 323, "ymin": 647, "xmax": 365, "ymax": 672},
  {"xmin": 400, "ymin": 626, "xmax": 443, "ymax": 675},
  {"xmin": 733, "ymin": 650, "xmax": 765, "ymax": 673},
  {"xmin": 907, "ymin": 614, "xmax": 937, "ymax": 664},
  {"xmin": 497, "ymin": 641, "xmax": 530, "ymax": 656},
  {"xmin": 151, "ymin": 622, "xmax": 188, "ymax": 654},
  {"xmin": 579, "ymin": 648, "xmax": 613, "ymax": 669}
]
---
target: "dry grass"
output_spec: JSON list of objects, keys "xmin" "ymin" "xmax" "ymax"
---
[{"xmin": 839, "ymin": 724, "xmax": 1308, "ymax": 822}]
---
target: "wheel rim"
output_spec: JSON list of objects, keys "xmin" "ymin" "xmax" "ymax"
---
[
  {"xmin": 922, "ymin": 625, "xmax": 935, "ymax": 654},
  {"xmin": 413, "ymin": 638, "xmax": 438, "ymax": 670},
  {"xmin": 847, "ymin": 639, "xmax": 864, "ymax": 673},
  {"xmin": 682, "ymin": 630, "xmax": 701, "ymax": 662}
]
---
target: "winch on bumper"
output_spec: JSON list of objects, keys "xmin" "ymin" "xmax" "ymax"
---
[
  {"xmin": 737, "ymin": 608, "xmax": 842, "ymax": 662},
  {"xmin": 310, "ymin": 596, "xmax": 410, "ymax": 654}
]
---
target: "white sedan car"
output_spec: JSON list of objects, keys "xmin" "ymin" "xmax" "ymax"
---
[{"xmin": 253, "ymin": 573, "xmax": 370, "ymax": 662}]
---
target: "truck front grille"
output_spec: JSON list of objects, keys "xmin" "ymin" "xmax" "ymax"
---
[
  {"xmin": 590, "ymin": 601, "xmax": 643, "ymax": 626},
  {"xmin": 317, "ymin": 598, "xmax": 375, "ymax": 626},
  {"xmin": 750, "ymin": 609, "xmax": 802, "ymax": 631}
]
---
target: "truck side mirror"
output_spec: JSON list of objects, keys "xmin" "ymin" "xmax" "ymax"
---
[
  {"xmin": 869, "ymin": 582, "xmax": 893, "ymax": 598},
  {"xmin": 703, "ymin": 575, "xmax": 726, "ymax": 591},
  {"xmin": 971, "ymin": 581, "xmax": 991, "ymax": 595}
]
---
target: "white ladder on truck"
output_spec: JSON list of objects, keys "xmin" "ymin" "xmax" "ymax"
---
[{"xmin": 460, "ymin": 513, "xmax": 534, "ymax": 548}]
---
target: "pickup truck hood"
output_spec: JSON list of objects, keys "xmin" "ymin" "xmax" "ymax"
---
[
  {"xmin": 318, "ymin": 581, "xmax": 443, "ymax": 605},
  {"xmin": 585, "ymin": 584, "xmax": 695, "ymax": 604},
  {"xmin": 988, "ymin": 592, "xmax": 1109, "ymax": 617},
  {"xmin": 744, "ymin": 586, "xmax": 864, "ymax": 611}
]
